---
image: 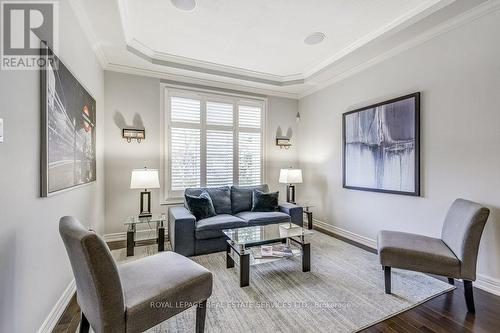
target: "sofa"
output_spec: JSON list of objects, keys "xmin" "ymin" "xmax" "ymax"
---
[{"xmin": 168, "ymin": 184, "xmax": 303, "ymax": 257}]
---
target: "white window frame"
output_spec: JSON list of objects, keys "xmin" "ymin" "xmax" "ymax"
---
[{"xmin": 160, "ymin": 85, "xmax": 267, "ymax": 204}]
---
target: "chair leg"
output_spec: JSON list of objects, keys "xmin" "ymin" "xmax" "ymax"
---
[
  {"xmin": 384, "ymin": 266, "xmax": 391, "ymax": 294},
  {"xmin": 463, "ymin": 280, "xmax": 475, "ymax": 313},
  {"xmin": 196, "ymin": 300, "xmax": 207, "ymax": 333},
  {"xmin": 79, "ymin": 311, "xmax": 90, "ymax": 333},
  {"xmin": 448, "ymin": 277, "xmax": 455, "ymax": 285}
]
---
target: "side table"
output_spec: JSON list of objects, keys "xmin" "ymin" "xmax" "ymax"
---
[
  {"xmin": 297, "ymin": 203, "xmax": 315, "ymax": 230},
  {"xmin": 124, "ymin": 213, "xmax": 167, "ymax": 256}
]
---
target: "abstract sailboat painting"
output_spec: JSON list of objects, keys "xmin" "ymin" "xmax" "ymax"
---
[{"xmin": 343, "ymin": 93, "xmax": 420, "ymax": 196}]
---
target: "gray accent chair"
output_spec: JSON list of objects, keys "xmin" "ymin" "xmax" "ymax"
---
[
  {"xmin": 169, "ymin": 184, "xmax": 303, "ymax": 257},
  {"xmin": 378, "ymin": 199, "xmax": 490, "ymax": 313},
  {"xmin": 59, "ymin": 216, "xmax": 213, "ymax": 333}
]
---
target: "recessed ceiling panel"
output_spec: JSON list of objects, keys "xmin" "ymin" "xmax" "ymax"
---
[{"xmin": 124, "ymin": 0, "xmax": 432, "ymax": 76}]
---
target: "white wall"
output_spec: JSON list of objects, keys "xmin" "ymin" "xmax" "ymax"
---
[
  {"xmin": 0, "ymin": 2, "xmax": 104, "ymax": 333},
  {"xmin": 104, "ymin": 71, "xmax": 298, "ymax": 235},
  {"xmin": 0, "ymin": 1, "xmax": 105, "ymax": 332},
  {"xmin": 298, "ymin": 9, "xmax": 500, "ymax": 289}
]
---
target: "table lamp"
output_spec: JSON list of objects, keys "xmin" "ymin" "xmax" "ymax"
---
[
  {"xmin": 130, "ymin": 167, "xmax": 160, "ymax": 217},
  {"xmin": 279, "ymin": 168, "xmax": 303, "ymax": 204}
]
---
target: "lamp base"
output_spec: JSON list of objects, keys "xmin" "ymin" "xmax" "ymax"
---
[
  {"xmin": 139, "ymin": 190, "xmax": 152, "ymax": 217},
  {"xmin": 286, "ymin": 184, "xmax": 296, "ymax": 204}
]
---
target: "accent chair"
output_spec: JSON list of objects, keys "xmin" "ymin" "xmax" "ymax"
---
[
  {"xmin": 59, "ymin": 216, "xmax": 213, "ymax": 332},
  {"xmin": 378, "ymin": 198, "xmax": 490, "ymax": 313}
]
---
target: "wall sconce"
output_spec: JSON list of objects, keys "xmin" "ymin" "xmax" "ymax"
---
[
  {"xmin": 276, "ymin": 137, "xmax": 292, "ymax": 149},
  {"xmin": 123, "ymin": 128, "xmax": 145, "ymax": 143}
]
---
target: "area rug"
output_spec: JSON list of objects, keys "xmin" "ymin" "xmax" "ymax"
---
[{"xmin": 112, "ymin": 232, "xmax": 454, "ymax": 333}]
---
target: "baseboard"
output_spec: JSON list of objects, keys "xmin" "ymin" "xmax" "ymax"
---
[
  {"xmin": 37, "ymin": 279, "xmax": 76, "ymax": 333},
  {"xmin": 313, "ymin": 218, "xmax": 377, "ymax": 249},
  {"xmin": 475, "ymin": 273, "xmax": 500, "ymax": 297},
  {"xmin": 313, "ymin": 218, "xmax": 500, "ymax": 297},
  {"xmin": 104, "ymin": 228, "xmax": 167, "ymax": 242}
]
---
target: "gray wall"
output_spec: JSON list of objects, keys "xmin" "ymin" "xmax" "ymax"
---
[
  {"xmin": 104, "ymin": 71, "xmax": 298, "ymax": 235},
  {"xmin": 0, "ymin": 1, "xmax": 105, "ymax": 332},
  {"xmin": 298, "ymin": 9, "xmax": 500, "ymax": 287}
]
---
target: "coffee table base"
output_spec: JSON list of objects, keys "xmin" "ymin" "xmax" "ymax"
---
[{"xmin": 226, "ymin": 238, "xmax": 310, "ymax": 287}]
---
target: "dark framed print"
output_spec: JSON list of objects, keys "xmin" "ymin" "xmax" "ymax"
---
[
  {"xmin": 40, "ymin": 42, "xmax": 96, "ymax": 197},
  {"xmin": 342, "ymin": 93, "xmax": 420, "ymax": 196}
]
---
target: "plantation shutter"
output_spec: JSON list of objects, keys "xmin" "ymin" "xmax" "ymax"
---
[
  {"xmin": 166, "ymin": 91, "xmax": 264, "ymax": 199},
  {"xmin": 170, "ymin": 97, "xmax": 201, "ymax": 191},
  {"xmin": 206, "ymin": 102, "xmax": 233, "ymax": 187},
  {"xmin": 238, "ymin": 132, "xmax": 261, "ymax": 185},
  {"xmin": 238, "ymin": 105, "xmax": 262, "ymax": 186}
]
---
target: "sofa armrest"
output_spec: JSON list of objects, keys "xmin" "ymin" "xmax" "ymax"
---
[
  {"xmin": 168, "ymin": 206, "xmax": 196, "ymax": 256},
  {"xmin": 279, "ymin": 203, "xmax": 303, "ymax": 227}
]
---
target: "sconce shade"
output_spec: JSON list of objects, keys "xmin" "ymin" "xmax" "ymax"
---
[
  {"xmin": 279, "ymin": 168, "xmax": 303, "ymax": 184},
  {"xmin": 130, "ymin": 168, "xmax": 160, "ymax": 189}
]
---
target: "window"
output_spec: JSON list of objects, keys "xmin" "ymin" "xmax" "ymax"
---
[{"xmin": 164, "ymin": 89, "xmax": 265, "ymax": 200}]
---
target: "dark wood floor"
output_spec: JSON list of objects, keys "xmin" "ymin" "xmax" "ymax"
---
[{"xmin": 53, "ymin": 230, "xmax": 500, "ymax": 333}]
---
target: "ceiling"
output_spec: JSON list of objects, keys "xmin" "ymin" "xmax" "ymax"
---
[{"xmin": 72, "ymin": 0, "xmax": 495, "ymax": 98}]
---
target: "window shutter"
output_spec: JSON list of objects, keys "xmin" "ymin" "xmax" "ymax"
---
[
  {"xmin": 170, "ymin": 128, "xmax": 201, "ymax": 190},
  {"xmin": 206, "ymin": 130, "xmax": 233, "ymax": 187},
  {"xmin": 166, "ymin": 91, "xmax": 264, "ymax": 198},
  {"xmin": 238, "ymin": 105, "xmax": 261, "ymax": 128},
  {"xmin": 170, "ymin": 96, "xmax": 201, "ymax": 191},
  {"xmin": 238, "ymin": 132, "xmax": 261, "ymax": 186},
  {"xmin": 171, "ymin": 97, "xmax": 200, "ymax": 123},
  {"xmin": 207, "ymin": 101, "xmax": 233, "ymax": 126}
]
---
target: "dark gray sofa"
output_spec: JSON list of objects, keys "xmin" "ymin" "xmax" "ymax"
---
[{"xmin": 169, "ymin": 184, "xmax": 303, "ymax": 257}]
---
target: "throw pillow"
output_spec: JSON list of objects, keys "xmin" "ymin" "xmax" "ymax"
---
[
  {"xmin": 185, "ymin": 191, "xmax": 216, "ymax": 221},
  {"xmin": 251, "ymin": 189, "xmax": 279, "ymax": 212}
]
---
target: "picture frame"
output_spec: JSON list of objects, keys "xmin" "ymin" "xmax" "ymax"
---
[
  {"xmin": 40, "ymin": 42, "xmax": 97, "ymax": 197},
  {"xmin": 342, "ymin": 93, "xmax": 420, "ymax": 196}
]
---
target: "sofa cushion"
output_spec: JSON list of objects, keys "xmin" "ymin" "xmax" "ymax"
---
[
  {"xmin": 378, "ymin": 230, "xmax": 461, "ymax": 278},
  {"xmin": 185, "ymin": 186, "xmax": 232, "ymax": 215},
  {"xmin": 231, "ymin": 184, "xmax": 269, "ymax": 214},
  {"xmin": 185, "ymin": 191, "xmax": 216, "ymax": 221},
  {"xmin": 251, "ymin": 189, "xmax": 279, "ymax": 212},
  {"xmin": 235, "ymin": 211, "xmax": 290, "ymax": 226},
  {"xmin": 195, "ymin": 214, "xmax": 247, "ymax": 240}
]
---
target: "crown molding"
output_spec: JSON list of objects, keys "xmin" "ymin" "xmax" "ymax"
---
[
  {"xmin": 299, "ymin": 0, "xmax": 500, "ymax": 98},
  {"xmin": 114, "ymin": 0, "xmax": 454, "ymax": 86},
  {"xmin": 126, "ymin": 40, "xmax": 305, "ymax": 86},
  {"xmin": 68, "ymin": 0, "xmax": 108, "ymax": 68},
  {"xmin": 302, "ymin": 0, "xmax": 455, "ymax": 78},
  {"xmin": 72, "ymin": 0, "xmax": 500, "ymax": 99},
  {"xmin": 105, "ymin": 62, "xmax": 300, "ymax": 99}
]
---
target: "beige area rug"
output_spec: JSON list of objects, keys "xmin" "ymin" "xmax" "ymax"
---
[{"xmin": 112, "ymin": 232, "xmax": 454, "ymax": 333}]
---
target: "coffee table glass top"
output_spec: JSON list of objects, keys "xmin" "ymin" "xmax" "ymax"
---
[
  {"xmin": 223, "ymin": 223, "xmax": 313, "ymax": 245},
  {"xmin": 124, "ymin": 213, "xmax": 166, "ymax": 225}
]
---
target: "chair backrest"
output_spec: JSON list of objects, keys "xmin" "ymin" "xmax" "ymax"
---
[
  {"xmin": 59, "ymin": 216, "xmax": 125, "ymax": 332},
  {"xmin": 441, "ymin": 199, "xmax": 490, "ymax": 280}
]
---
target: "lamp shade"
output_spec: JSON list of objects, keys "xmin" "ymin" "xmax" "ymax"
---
[
  {"xmin": 130, "ymin": 168, "xmax": 160, "ymax": 189},
  {"xmin": 279, "ymin": 168, "xmax": 303, "ymax": 184}
]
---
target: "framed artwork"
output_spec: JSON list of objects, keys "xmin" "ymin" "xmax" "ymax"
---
[
  {"xmin": 342, "ymin": 93, "xmax": 420, "ymax": 196},
  {"xmin": 40, "ymin": 42, "xmax": 96, "ymax": 197}
]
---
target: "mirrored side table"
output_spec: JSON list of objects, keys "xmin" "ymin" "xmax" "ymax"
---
[{"xmin": 124, "ymin": 213, "xmax": 167, "ymax": 256}]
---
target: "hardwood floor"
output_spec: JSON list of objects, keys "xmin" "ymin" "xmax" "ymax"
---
[{"xmin": 53, "ymin": 231, "xmax": 500, "ymax": 333}]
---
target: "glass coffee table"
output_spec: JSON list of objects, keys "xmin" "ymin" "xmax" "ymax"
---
[{"xmin": 223, "ymin": 223, "xmax": 313, "ymax": 287}]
